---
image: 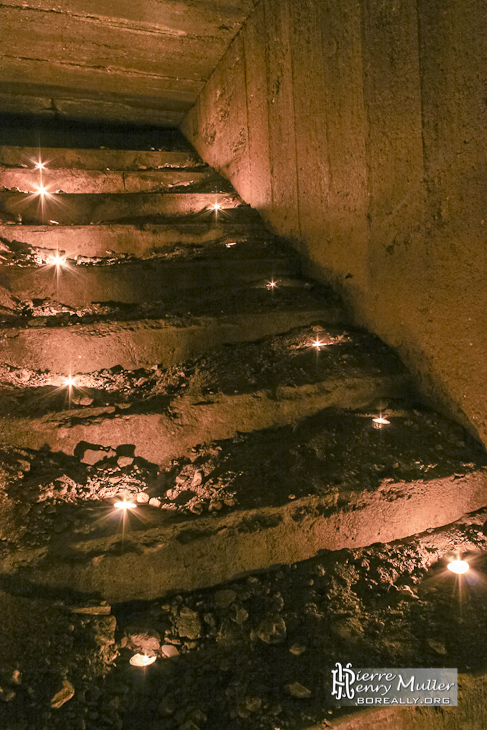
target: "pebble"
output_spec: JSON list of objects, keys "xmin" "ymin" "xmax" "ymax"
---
[
  {"xmin": 289, "ymin": 643, "xmax": 307, "ymax": 656},
  {"xmin": 126, "ymin": 628, "xmax": 161, "ymax": 653},
  {"xmin": 427, "ymin": 639, "xmax": 447, "ymax": 655},
  {"xmin": 209, "ymin": 500, "xmax": 223, "ymax": 512},
  {"xmin": 0, "ymin": 686, "xmax": 16, "ymax": 702},
  {"xmin": 149, "ymin": 497, "xmax": 162, "ymax": 508},
  {"xmin": 161, "ymin": 644, "xmax": 180, "ymax": 659},
  {"xmin": 285, "ymin": 682, "xmax": 312, "ymax": 699},
  {"xmin": 71, "ymin": 605, "xmax": 111, "ymax": 615},
  {"xmin": 136, "ymin": 492, "xmax": 150, "ymax": 504},
  {"xmin": 117, "ymin": 456, "xmax": 134, "ymax": 468},
  {"xmin": 175, "ymin": 607, "xmax": 202, "ymax": 640},
  {"xmin": 191, "ymin": 470, "xmax": 204, "ymax": 487},
  {"xmin": 50, "ymin": 680, "xmax": 75, "ymax": 709},
  {"xmin": 256, "ymin": 616, "xmax": 287, "ymax": 645},
  {"xmin": 189, "ymin": 502, "xmax": 204, "ymax": 515},
  {"xmin": 82, "ymin": 448, "xmax": 116, "ymax": 466},
  {"xmin": 213, "ymin": 589, "xmax": 237, "ymax": 609},
  {"xmin": 234, "ymin": 607, "xmax": 249, "ymax": 625}
]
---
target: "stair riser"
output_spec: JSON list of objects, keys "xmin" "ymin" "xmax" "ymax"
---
[
  {"xmin": 0, "ymin": 168, "xmax": 213, "ymax": 194},
  {"xmin": 0, "ymin": 192, "xmax": 242, "ymax": 225},
  {"xmin": 0, "ymin": 309, "xmax": 340, "ymax": 374},
  {"xmin": 0, "ymin": 146, "xmax": 199, "ymax": 170},
  {"xmin": 0, "ymin": 223, "xmax": 264, "ymax": 258},
  {"xmin": 6, "ymin": 472, "xmax": 487, "ymax": 603},
  {"xmin": 0, "ymin": 376, "xmax": 407, "ymax": 464},
  {"xmin": 0, "ymin": 260, "xmax": 296, "ymax": 306}
]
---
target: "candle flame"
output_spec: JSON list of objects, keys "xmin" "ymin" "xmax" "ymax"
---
[
  {"xmin": 114, "ymin": 500, "xmax": 137, "ymax": 511},
  {"xmin": 47, "ymin": 253, "xmax": 67, "ymax": 268},
  {"xmin": 447, "ymin": 559, "xmax": 469, "ymax": 575},
  {"xmin": 129, "ymin": 653, "xmax": 156, "ymax": 667},
  {"xmin": 372, "ymin": 416, "xmax": 390, "ymax": 429}
]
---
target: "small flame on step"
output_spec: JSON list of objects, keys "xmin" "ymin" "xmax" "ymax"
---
[
  {"xmin": 129, "ymin": 653, "xmax": 157, "ymax": 667},
  {"xmin": 447, "ymin": 559, "xmax": 470, "ymax": 575},
  {"xmin": 34, "ymin": 183, "xmax": 51, "ymax": 199},
  {"xmin": 47, "ymin": 252, "xmax": 68, "ymax": 268},
  {"xmin": 114, "ymin": 499, "xmax": 137, "ymax": 511},
  {"xmin": 372, "ymin": 416, "xmax": 390, "ymax": 430},
  {"xmin": 63, "ymin": 374, "xmax": 76, "ymax": 388}
]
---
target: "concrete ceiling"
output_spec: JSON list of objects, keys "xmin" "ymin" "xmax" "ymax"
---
[{"xmin": 0, "ymin": 0, "xmax": 259, "ymax": 126}]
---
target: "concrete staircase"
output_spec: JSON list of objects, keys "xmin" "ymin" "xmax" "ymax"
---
[{"xmin": 0, "ymin": 129, "xmax": 487, "ymax": 607}]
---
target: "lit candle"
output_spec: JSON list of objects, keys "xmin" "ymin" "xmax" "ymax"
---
[
  {"xmin": 63, "ymin": 375, "xmax": 76, "ymax": 388},
  {"xmin": 267, "ymin": 279, "xmax": 278, "ymax": 290},
  {"xmin": 129, "ymin": 654, "xmax": 157, "ymax": 667},
  {"xmin": 35, "ymin": 160, "xmax": 46, "ymax": 170},
  {"xmin": 447, "ymin": 559, "xmax": 469, "ymax": 575},
  {"xmin": 312, "ymin": 338, "xmax": 324, "ymax": 349},
  {"xmin": 48, "ymin": 253, "xmax": 67, "ymax": 268},
  {"xmin": 114, "ymin": 500, "xmax": 137, "ymax": 511},
  {"xmin": 34, "ymin": 183, "xmax": 51, "ymax": 199},
  {"xmin": 372, "ymin": 416, "xmax": 390, "ymax": 430}
]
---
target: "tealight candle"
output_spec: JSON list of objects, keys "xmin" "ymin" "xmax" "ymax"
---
[
  {"xmin": 447, "ymin": 559, "xmax": 469, "ymax": 575},
  {"xmin": 372, "ymin": 416, "xmax": 390, "ymax": 430},
  {"xmin": 129, "ymin": 654, "xmax": 156, "ymax": 667}
]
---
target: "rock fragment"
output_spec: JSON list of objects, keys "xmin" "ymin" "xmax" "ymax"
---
[
  {"xmin": 50, "ymin": 679, "xmax": 75, "ymax": 709},
  {"xmin": 285, "ymin": 682, "xmax": 312, "ymax": 699},
  {"xmin": 175, "ymin": 607, "xmax": 202, "ymax": 640},
  {"xmin": 256, "ymin": 615, "xmax": 287, "ymax": 644}
]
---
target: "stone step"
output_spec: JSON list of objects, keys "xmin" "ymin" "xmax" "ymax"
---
[
  {"xmin": 0, "ymin": 167, "xmax": 217, "ymax": 194},
  {"xmin": 1, "ymin": 406, "xmax": 485, "ymax": 602},
  {"xmin": 0, "ymin": 283, "xmax": 346, "ymax": 373},
  {"xmin": 0, "ymin": 325, "xmax": 410, "ymax": 462},
  {"xmin": 0, "ymin": 145, "xmax": 200, "ymax": 170},
  {"xmin": 0, "ymin": 252, "xmax": 299, "ymax": 306},
  {"xmin": 0, "ymin": 218, "xmax": 269, "ymax": 258},
  {"xmin": 0, "ymin": 190, "xmax": 243, "ymax": 225}
]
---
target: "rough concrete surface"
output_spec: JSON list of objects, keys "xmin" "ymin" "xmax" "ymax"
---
[
  {"xmin": 0, "ymin": 0, "xmax": 260, "ymax": 124},
  {"xmin": 182, "ymin": 0, "xmax": 487, "ymax": 453}
]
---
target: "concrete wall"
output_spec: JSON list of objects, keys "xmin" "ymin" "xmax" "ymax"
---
[{"xmin": 181, "ymin": 0, "xmax": 487, "ymax": 447}]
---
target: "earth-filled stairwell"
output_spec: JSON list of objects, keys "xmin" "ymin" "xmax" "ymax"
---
[{"xmin": 0, "ymin": 121, "xmax": 487, "ymax": 730}]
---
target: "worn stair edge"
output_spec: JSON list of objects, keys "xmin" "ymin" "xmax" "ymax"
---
[
  {"xmin": 0, "ymin": 375, "xmax": 407, "ymax": 463},
  {"xmin": 0, "ymin": 307, "xmax": 344, "ymax": 374},
  {"xmin": 0, "ymin": 191, "xmax": 243, "ymax": 224},
  {"xmin": 0, "ymin": 168, "xmax": 215, "ymax": 195},
  {"xmin": 0, "ymin": 259, "xmax": 298, "ymax": 306},
  {"xmin": 4, "ymin": 470, "xmax": 487, "ymax": 603},
  {"xmin": 0, "ymin": 146, "xmax": 201, "ymax": 170},
  {"xmin": 0, "ymin": 222, "xmax": 269, "ymax": 258}
]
